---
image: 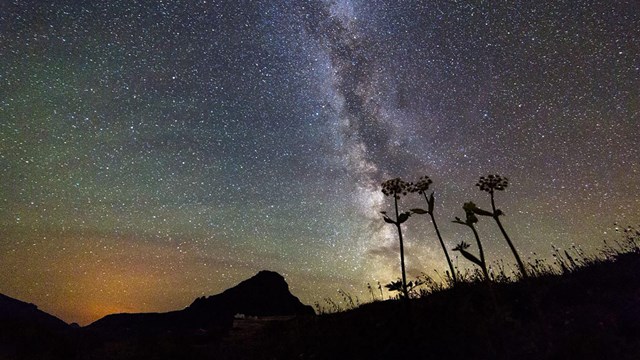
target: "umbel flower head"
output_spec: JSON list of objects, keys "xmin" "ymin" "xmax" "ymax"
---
[
  {"xmin": 381, "ymin": 178, "xmax": 411, "ymax": 199},
  {"xmin": 476, "ymin": 174, "xmax": 509, "ymax": 193},
  {"xmin": 409, "ymin": 175, "xmax": 433, "ymax": 194}
]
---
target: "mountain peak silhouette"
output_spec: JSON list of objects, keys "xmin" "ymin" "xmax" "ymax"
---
[
  {"xmin": 87, "ymin": 270, "xmax": 313, "ymax": 335},
  {"xmin": 189, "ymin": 270, "xmax": 314, "ymax": 316}
]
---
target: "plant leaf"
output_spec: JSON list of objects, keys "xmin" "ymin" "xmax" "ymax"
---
[
  {"xmin": 459, "ymin": 249, "xmax": 483, "ymax": 267},
  {"xmin": 410, "ymin": 208, "xmax": 428, "ymax": 215},
  {"xmin": 383, "ymin": 216, "xmax": 395, "ymax": 224},
  {"xmin": 471, "ymin": 207, "xmax": 494, "ymax": 217},
  {"xmin": 428, "ymin": 192, "xmax": 435, "ymax": 213}
]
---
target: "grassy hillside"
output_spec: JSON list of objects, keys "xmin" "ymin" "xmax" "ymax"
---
[{"xmin": 241, "ymin": 249, "xmax": 640, "ymax": 360}]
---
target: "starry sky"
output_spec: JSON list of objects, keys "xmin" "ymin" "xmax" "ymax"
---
[{"xmin": 1, "ymin": 0, "xmax": 638, "ymax": 325}]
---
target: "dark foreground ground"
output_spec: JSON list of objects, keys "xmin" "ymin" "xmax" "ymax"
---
[
  {"xmin": 257, "ymin": 251, "xmax": 640, "ymax": 360},
  {"xmin": 3, "ymin": 251, "xmax": 640, "ymax": 360}
]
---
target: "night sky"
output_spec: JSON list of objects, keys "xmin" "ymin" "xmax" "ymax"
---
[{"xmin": 1, "ymin": 0, "xmax": 638, "ymax": 325}]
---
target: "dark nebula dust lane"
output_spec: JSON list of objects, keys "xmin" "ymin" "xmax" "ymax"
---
[{"xmin": 1, "ymin": 0, "xmax": 638, "ymax": 324}]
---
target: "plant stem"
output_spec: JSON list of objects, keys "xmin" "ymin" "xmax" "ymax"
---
[
  {"xmin": 394, "ymin": 195, "xmax": 409, "ymax": 299},
  {"xmin": 491, "ymin": 191, "xmax": 528, "ymax": 278},
  {"xmin": 470, "ymin": 224, "xmax": 490, "ymax": 282},
  {"xmin": 424, "ymin": 193, "xmax": 457, "ymax": 285},
  {"xmin": 470, "ymin": 224, "xmax": 500, "ymax": 314}
]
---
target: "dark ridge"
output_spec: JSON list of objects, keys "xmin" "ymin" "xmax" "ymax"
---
[
  {"xmin": 188, "ymin": 270, "xmax": 315, "ymax": 317},
  {"xmin": 0, "ymin": 293, "xmax": 70, "ymax": 330},
  {"xmin": 0, "ymin": 293, "xmax": 74, "ymax": 359},
  {"xmin": 85, "ymin": 270, "xmax": 313, "ymax": 337}
]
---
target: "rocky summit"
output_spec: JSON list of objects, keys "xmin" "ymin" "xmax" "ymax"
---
[
  {"xmin": 85, "ymin": 270, "xmax": 313, "ymax": 335},
  {"xmin": 188, "ymin": 270, "xmax": 315, "ymax": 317}
]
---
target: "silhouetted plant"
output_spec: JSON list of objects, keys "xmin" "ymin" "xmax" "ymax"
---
[
  {"xmin": 324, "ymin": 297, "xmax": 342, "ymax": 313},
  {"xmin": 409, "ymin": 175, "xmax": 458, "ymax": 286},
  {"xmin": 526, "ymin": 254, "xmax": 555, "ymax": 277},
  {"xmin": 316, "ymin": 292, "xmax": 359, "ymax": 314},
  {"xmin": 385, "ymin": 278, "xmax": 423, "ymax": 299},
  {"xmin": 491, "ymin": 259, "xmax": 513, "ymax": 282},
  {"xmin": 615, "ymin": 223, "xmax": 640, "ymax": 253},
  {"xmin": 367, "ymin": 282, "xmax": 376, "ymax": 302},
  {"xmin": 475, "ymin": 175, "xmax": 529, "ymax": 278},
  {"xmin": 551, "ymin": 244, "xmax": 583, "ymax": 273},
  {"xmin": 313, "ymin": 301, "xmax": 326, "ymax": 315},
  {"xmin": 337, "ymin": 289, "xmax": 359, "ymax": 309},
  {"xmin": 381, "ymin": 178, "xmax": 413, "ymax": 299},
  {"xmin": 452, "ymin": 202, "xmax": 490, "ymax": 282},
  {"xmin": 415, "ymin": 272, "xmax": 446, "ymax": 297},
  {"xmin": 384, "ymin": 280, "xmax": 403, "ymax": 299}
]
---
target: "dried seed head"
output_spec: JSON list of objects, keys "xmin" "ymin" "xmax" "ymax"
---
[
  {"xmin": 381, "ymin": 177, "xmax": 411, "ymax": 198},
  {"xmin": 409, "ymin": 175, "xmax": 433, "ymax": 194},
  {"xmin": 476, "ymin": 174, "xmax": 509, "ymax": 193}
]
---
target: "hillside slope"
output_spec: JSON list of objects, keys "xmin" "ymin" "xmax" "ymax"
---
[
  {"xmin": 0, "ymin": 293, "xmax": 74, "ymax": 359},
  {"xmin": 264, "ymin": 252, "xmax": 640, "ymax": 360}
]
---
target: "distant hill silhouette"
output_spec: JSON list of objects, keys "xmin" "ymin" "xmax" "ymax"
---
[
  {"xmin": 0, "ymin": 293, "xmax": 74, "ymax": 359},
  {"xmin": 0, "ymin": 293, "xmax": 70, "ymax": 330},
  {"xmin": 86, "ymin": 270, "xmax": 313, "ymax": 337},
  {"xmin": 188, "ymin": 270, "xmax": 314, "ymax": 316}
]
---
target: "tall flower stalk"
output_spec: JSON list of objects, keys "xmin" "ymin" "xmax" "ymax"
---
[
  {"xmin": 381, "ymin": 178, "xmax": 412, "ymax": 300},
  {"xmin": 409, "ymin": 176, "xmax": 458, "ymax": 285},
  {"xmin": 452, "ymin": 202, "xmax": 491, "ymax": 282},
  {"xmin": 476, "ymin": 175, "xmax": 528, "ymax": 279}
]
